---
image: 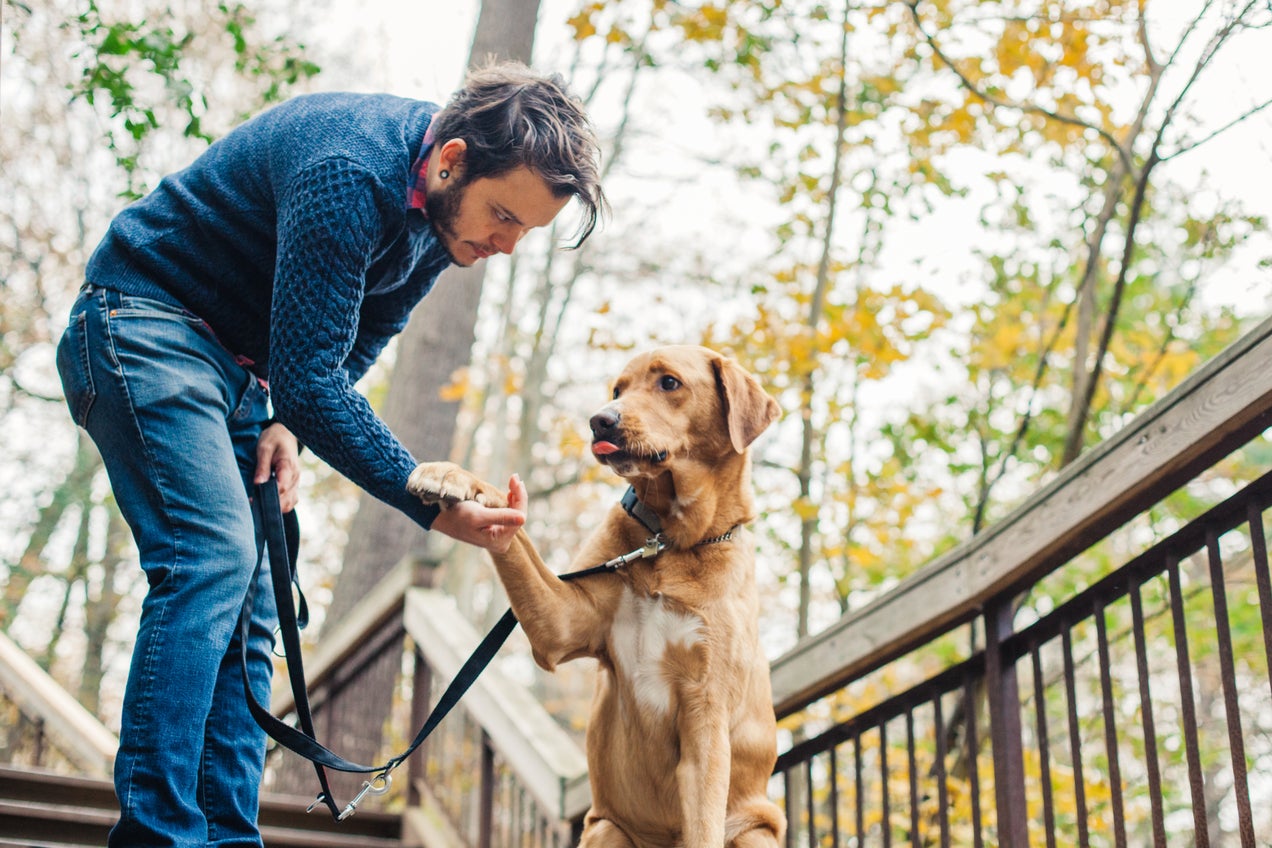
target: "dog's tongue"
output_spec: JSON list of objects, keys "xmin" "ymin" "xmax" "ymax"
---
[{"xmin": 592, "ymin": 441, "xmax": 620, "ymax": 456}]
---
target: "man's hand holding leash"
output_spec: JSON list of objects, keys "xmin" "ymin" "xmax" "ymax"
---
[{"xmin": 255, "ymin": 422, "xmax": 301, "ymax": 513}]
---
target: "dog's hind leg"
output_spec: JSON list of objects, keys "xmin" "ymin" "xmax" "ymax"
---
[
  {"xmin": 577, "ymin": 817, "xmax": 637, "ymax": 848},
  {"xmin": 728, "ymin": 828, "xmax": 782, "ymax": 848},
  {"xmin": 725, "ymin": 801, "xmax": 786, "ymax": 848}
]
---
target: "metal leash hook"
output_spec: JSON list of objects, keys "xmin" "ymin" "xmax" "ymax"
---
[{"xmin": 338, "ymin": 770, "xmax": 393, "ymax": 820}]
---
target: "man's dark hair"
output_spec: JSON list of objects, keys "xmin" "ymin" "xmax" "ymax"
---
[{"xmin": 430, "ymin": 61, "xmax": 607, "ymax": 248}]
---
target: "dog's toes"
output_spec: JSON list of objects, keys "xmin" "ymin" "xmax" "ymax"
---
[
  {"xmin": 473, "ymin": 488, "xmax": 509, "ymax": 509},
  {"xmin": 407, "ymin": 462, "xmax": 508, "ymax": 509},
  {"xmin": 407, "ymin": 462, "xmax": 466, "ymax": 506}
]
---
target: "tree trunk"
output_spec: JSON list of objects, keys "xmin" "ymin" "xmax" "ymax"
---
[
  {"xmin": 80, "ymin": 504, "xmax": 129, "ymax": 714},
  {"xmin": 274, "ymin": 0, "xmax": 542, "ymax": 798},
  {"xmin": 2, "ymin": 435, "xmax": 100, "ymax": 633}
]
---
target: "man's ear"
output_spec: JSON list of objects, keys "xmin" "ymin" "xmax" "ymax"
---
[{"xmin": 438, "ymin": 138, "xmax": 467, "ymax": 177}]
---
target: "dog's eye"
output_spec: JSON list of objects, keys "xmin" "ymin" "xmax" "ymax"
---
[
  {"xmin": 612, "ymin": 387, "xmax": 620, "ymax": 400},
  {"xmin": 659, "ymin": 375, "xmax": 681, "ymax": 391}
]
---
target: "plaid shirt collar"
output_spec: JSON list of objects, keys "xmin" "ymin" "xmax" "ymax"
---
[{"xmin": 406, "ymin": 128, "xmax": 434, "ymax": 213}]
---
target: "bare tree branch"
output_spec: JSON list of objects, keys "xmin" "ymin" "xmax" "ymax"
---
[
  {"xmin": 1063, "ymin": 0, "xmax": 1261, "ymax": 461},
  {"xmin": 1165, "ymin": 97, "xmax": 1272, "ymax": 160},
  {"xmin": 902, "ymin": 0, "xmax": 1135, "ymax": 175}
]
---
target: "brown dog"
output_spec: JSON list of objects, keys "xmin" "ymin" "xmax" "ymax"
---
[{"xmin": 408, "ymin": 345, "xmax": 786, "ymax": 848}]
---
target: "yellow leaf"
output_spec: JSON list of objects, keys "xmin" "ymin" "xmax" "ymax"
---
[
  {"xmin": 566, "ymin": 9, "xmax": 596, "ymax": 41},
  {"xmin": 792, "ymin": 497, "xmax": 819, "ymax": 521},
  {"xmin": 439, "ymin": 366, "xmax": 470, "ymax": 402}
]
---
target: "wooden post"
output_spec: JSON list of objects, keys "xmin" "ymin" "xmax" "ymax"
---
[
  {"xmin": 983, "ymin": 599, "xmax": 1029, "ymax": 847},
  {"xmin": 406, "ymin": 555, "xmax": 442, "ymax": 808}
]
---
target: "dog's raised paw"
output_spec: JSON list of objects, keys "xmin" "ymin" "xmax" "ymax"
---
[
  {"xmin": 406, "ymin": 461, "xmax": 470, "ymax": 505},
  {"xmin": 407, "ymin": 462, "xmax": 507, "ymax": 508}
]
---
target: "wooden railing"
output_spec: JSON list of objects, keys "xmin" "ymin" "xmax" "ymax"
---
[
  {"xmin": 0, "ymin": 629, "xmax": 116, "ymax": 778},
  {"xmin": 267, "ymin": 556, "xmax": 590, "ymax": 847},
  {"xmin": 766, "ymin": 316, "xmax": 1272, "ymax": 846},
  {"xmin": 769, "ymin": 315, "xmax": 1272, "ymax": 718},
  {"xmin": 0, "ymin": 537, "xmax": 579, "ymax": 847},
  {"xmin": 0, "ymin": 631, "xmax": 399, "ymax": 846},
  {"xmin": 403, "ymin": 590, "xmax": 589, "ymax": 847}
]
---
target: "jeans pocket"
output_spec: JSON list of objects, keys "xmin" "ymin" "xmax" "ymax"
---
[
  {"xmin": 56, "ymin": 311, "xmax": 97, "ymax": 427},
  {"xmin": 114, "ymin": 293, "xmax": 206, "ymax": 327},
  {"xmin": 230, "ymin": 370, "xmax": 269, "ymax": 423}
]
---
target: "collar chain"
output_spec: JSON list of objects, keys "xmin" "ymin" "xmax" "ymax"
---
[{"xmin": 695, "ymin": 525, "xmax": 740, "ymax": 547}]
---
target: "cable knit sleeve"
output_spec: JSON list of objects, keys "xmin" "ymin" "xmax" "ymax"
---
[
  {"xmin": 268, "ymin": 157, "xmax": 440, "ymax": 528},
  {"xmin": 342, "ymin": 299, "xmax": 408, "ymax": 386},
  {"xmin": 344, "ymin": 255, "xmax": 448, "ymax": 383}
]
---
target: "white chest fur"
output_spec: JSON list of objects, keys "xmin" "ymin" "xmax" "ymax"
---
[{"xmin": 609, "ymin": 586, "xmax": 704, "ymax": 714}]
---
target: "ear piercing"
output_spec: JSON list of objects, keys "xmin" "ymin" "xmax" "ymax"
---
[{"xmin": 440, "ymin": 169, "xmax": 450, "ymax": 179}]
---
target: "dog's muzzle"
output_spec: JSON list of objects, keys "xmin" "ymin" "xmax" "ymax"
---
[{"xmin": 589, "ymin": 408, "xmax": 668, "ymax": 463}]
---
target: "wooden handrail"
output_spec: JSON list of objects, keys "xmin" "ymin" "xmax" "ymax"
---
[
  {"xmin": 0, "ymin": 630, "xmax": 118, "ymax": 777},
  {"xmin": 270, "ymin": 555, "xmax": 416, "ymax": 715},
  {"xmin": 403, "ymin": 588, "xmax": 591, "ymax": 822},
  {"xmin": 262, "ymin": 549, "xmax": 591, "ymax": 825},
  {"xmin": 769, "ymin": 314, "xmax": 1272, "ymax": 717}
]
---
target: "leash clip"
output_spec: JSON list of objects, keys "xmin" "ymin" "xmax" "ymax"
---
[
  {"xmin": 306, "ymin": 792, "xmax": 328, "ymax": 814},
  {"xmin": 338, "ymin": 772, "xmax": 393, "ymax": 820},
  {"xmin": 599, "ymin": 536, "xmax": 665, "ymax": 570}
]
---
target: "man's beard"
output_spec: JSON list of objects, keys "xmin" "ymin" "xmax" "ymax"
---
[{"xmin": 424, "ymin": 178, "xmax": 468, "ymax": 265}]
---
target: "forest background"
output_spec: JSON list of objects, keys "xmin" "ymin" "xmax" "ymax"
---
[{"xmin": 2, "ymin": 0, "xmax": 1271, "ymax": 795}]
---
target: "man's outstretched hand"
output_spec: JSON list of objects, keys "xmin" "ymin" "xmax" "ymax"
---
[{"xmin": 430, "ymin": 474, "xmax": 528, "ymax": 553}]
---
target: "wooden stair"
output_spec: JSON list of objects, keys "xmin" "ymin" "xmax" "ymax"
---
[{"xmin": 0, "ymin": 765, "xmax": 400, "ymax": 847}]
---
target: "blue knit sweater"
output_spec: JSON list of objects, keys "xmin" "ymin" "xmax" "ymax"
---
[{"xmin": 86, "ymin": 92, "xmax": 455, "ymax": 528}]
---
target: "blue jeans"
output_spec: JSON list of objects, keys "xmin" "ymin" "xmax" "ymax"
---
[{"xmin": 57, "ymin": 285, "xmax": 279, "ymax": 847}]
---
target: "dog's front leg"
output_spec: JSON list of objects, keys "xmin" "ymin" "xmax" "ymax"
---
[
  {"xmin": 676, "ymin": 702, "xmax": 731, "ymax": 848},
  {"xmin": 489, "ymin": 529, "xmax": 610, "ymax": 671}
]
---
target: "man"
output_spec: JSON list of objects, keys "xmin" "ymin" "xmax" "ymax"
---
[{"xmin": 55, "ymin": 62, "xmax": 604, "ymax": 846}]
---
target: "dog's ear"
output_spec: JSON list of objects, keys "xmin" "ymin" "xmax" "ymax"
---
[{"xmin": 714, "ymin": 355, "xmax": 781, "ymax": 453}]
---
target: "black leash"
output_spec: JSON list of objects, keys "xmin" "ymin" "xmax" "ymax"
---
[{"xmin": 238, "ymin": 479, "xmax": 661, "ymax": 821}]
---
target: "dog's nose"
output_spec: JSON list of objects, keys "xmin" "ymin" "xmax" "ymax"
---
[{"xmin": 590, "ymin": 408, "xmax": 620, "ymax": 439}]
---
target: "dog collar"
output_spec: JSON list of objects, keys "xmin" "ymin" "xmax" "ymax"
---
[
  {"xmin": 620, "ymin": 486, "xmax": 739, "ymax": 550},
  {"xmin": 621, "ymin": 486, "xmax": 663, "ymax": 536}
]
